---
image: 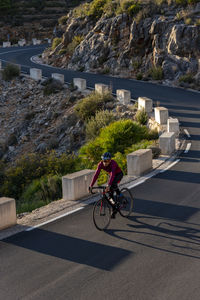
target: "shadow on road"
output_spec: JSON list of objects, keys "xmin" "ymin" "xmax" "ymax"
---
[
  {"xmin": 4, "ymin": 228, "xmax": 131, "ymax": 271},
  {"xmin": 105, "ymin": 197, "xmax": 200, "ymax": 260}
]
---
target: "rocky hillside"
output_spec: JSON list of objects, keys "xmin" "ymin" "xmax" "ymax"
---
[
  {"xmin": 0, "ymin": 0, "xmax": 83, "ymax": 43},
  {"xmin": 0, "ymin": 73, "xmax": 136, "ymax": 163},
  {"xmin": 42, "ymin": 0, "xmax": 200, "ymax": 89}
]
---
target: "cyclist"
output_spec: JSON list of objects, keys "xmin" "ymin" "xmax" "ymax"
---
[{"xmin": 89, "ymin": 152, "xmax": 123, "ymax": 218}]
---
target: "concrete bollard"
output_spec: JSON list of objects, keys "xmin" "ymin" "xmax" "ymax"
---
[
  {"xmin": 159, "ymin": 132, "xmax": 175, "ymax": 155},
  {"xmin": 30, "ymin": 68, "xmax": 42, "ymax": 81},
  {"xmin": 62, "ymin": 169, "xmax": 95, "ymax": 201},
  {"xmin": 3, "ymin": 42, "xmax": 11, "ymax": 48},
  {"xmin": 116, "ymin": 89, "xmax": 131, "ymax": 105},
  {"xmin": 127, "ymin": 149, "xmax": 152, "ymax": 176},
  {"xmin": 0, "ymin": 61, "xmax": 2, "ymax": 70},
  {"xmin": 154, "ymin": 107, "xmax": 169, "ymax": 125},
  {"xmin": 52, "ymin": 73, "xmax": 64, "ymax": 84},
  {"xmin": 0, "ymin": 198, "xmax": 16, "ymax": 230},
  {"xmin": 73, "ymin": 78, "xmax": 86, "ymax": 91},
  {"xmin": 167, "ymin": 118, "xmax": 179, "ymax": 136},
  {"xmin": 95, "ymin": 83, "xmax": 110, "ymax": 94},
  {"xmin": 138, "ymin": 97, "xmax": 153, "ymax": 113},
  {"xmin": 18, "ymin": 40, "xmax": 26, "ymax": 46},
  {"xmin": 32, "ymin": 38, "xmax": 38, "ymax": 45}
]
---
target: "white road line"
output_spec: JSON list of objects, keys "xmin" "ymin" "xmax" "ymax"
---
[
  {"xmin": 159, "ymin": 159, "xmax": 180, "ymax": 173},
  {"xmin": 184, "ymin": 129, "xmax": 191, "ymax": 138},
  {"xmin": 184, "ymin": 143, "xmax": 191, "ymax": 153},
  {"xmin": 25, "ymin": 207, "xmax": 83, "ymax": 231}
]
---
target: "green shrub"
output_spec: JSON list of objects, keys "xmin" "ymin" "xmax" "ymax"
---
[
  {"xmin": 75, "ymin": 91, "xmax": 113, "ymax": 121},
  {"xmin": 87, "ymin": 0, "xmax": 107, "ymax": 18},
  {"xmin": 149, "ymin": 66, "xmax": 163, "ymax": 80},
  {"xmin": 67, "ymin": 35, "xmax": 84, "ymax": 55},
  {"xmin": 135, "ymin": 109, "xmax": 148, "ymax": 125},
  {"xmin": 179, "ymin": 73, "xmax": 194, "ymax": 83},
  {"xmin": 175, "ymin": 0, "xmax": 187, "ymax": 5},
  {"xmin": 86, "ymin": 110, "xmax": 116, "ymax": 140},
  {"xmin": 18, "ymin": 175, "xmax": 62, "ymax": 213},
  {"xmin": 52, "ymin": 37, "xmax": 62, "ymax": 50},
  {"xmin": 136, "ymin": 73, "xmax": 143, "ymax": 80},
  {"xmin": 0, "ymin": 151, "xmax": 78, "ymax": 200},
  {"xmin": 0, "ymin": 0, "xmax": 11, "ymax": 12},
  {"xmin": 58, "ymin": 48, "xmax": 67, "ymax": 55},
  {"xmin": 43, "ymin": 78, "xmax": 63, "ymax": 95},
  {"xmin": 58, "ymin": 15, "xmax": 68, "ymax": 25},
  {"xmin": 2, "ymin": 64, "xmax": 20, "ymax": 81},
  {"xmin": 79, "ymin": 119, "xmax": 156, "ymax": 163}
]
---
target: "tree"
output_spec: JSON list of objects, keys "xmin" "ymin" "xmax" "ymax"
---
[{"xmin": 0, "ymin": 0, "xmax": 11, "ymax": 11}]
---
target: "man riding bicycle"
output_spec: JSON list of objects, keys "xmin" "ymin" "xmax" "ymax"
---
[{"xmin": 89, "ymin": 152, "xmax": 123, "ymax": 218}]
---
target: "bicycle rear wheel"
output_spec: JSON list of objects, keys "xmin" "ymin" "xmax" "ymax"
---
[
  {"xmin": 93, "ymin": 198, "xmax": 111, "ymax": 230},
  {"xmin": 118, "ymin": 188, "xmax": 133, "ymax": 217}
]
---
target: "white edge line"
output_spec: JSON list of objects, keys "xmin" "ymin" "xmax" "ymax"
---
[
  {"xmin": 184, "ymin": 143, "xmax": 191, "ymax": 153},
  {"xmin": 159, "ymin": 159, "xmax": 180, "ymax": 173},
  {"xmin": 25, "ymin": 207, "xmax": 83, "ymax": 231}
]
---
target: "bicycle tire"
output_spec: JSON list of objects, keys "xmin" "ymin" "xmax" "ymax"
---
[
  {"xmin": 118, "ymin": 188, "xmax": 133, "ymax": 217},
  {"xmin": 93, "ymin": 198, "xmax": 111, "ymax": 231}
]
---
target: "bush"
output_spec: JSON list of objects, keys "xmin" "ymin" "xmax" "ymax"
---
[
  {"xmin": 18, "ymin": 175, "xmax": 62, "ymax": 213},
  {"xmin": 86, "ymin": 110, "xmax": 116, "ymax": 140},
  {"xmin": 79, "ymin": 119, "xmax": 156, "ymax": 163},
  {"xmin": 179, "ymin": 73, "xmax": 194, "ymax": 83},
  {"xmin": 58, "ymin": 15, "xmax": 68, "ymax": 25},
  {"xmin": 87, "ymin": 0, "xmax": 107, "ymax": 18},
  {"xmin": 52, "ymin": 37, "xmax": 62, "ymax": 50},
  {"xmin": 43, "ymin": 78, "xmax": 63, "ymax": 95},
  {"xmin": 75, "ymin": 91, "xmax": 113, "ymax": 121},
  {"xmin": 2, "ymin": 64, "xmax": 20, "ymax": 81},
  {"xmin": 0, "ymin": 151, "xmax": 78, "ymax": 200},
  {"xmin": 0, "ymin": 0, "xmax": 11, "ymax": 12},
  {"xmin": 149, "ymin": 66, "xmax": 163, "ymax": 80},
  {"xmin": 67, "ymin": 35, "xmax": 84, "ymax": 55},
  {"xmin": 135, "ymin": 109, "xmax": 148, "ymax": 125}
]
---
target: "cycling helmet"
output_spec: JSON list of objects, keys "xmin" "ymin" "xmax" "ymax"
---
[{"xmin": 101, "ymin": 152, "xmax": 111, "ymax": 161}]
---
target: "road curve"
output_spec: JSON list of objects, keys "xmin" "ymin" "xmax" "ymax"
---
[{"xmin": 0, "ymin": 46, "xmax": 200, "ymax": 300}]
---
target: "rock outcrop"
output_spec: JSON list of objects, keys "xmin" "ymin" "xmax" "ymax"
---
[{"xmin": 43, "ymin": 1, "xmax": 200, "ymax": 89}]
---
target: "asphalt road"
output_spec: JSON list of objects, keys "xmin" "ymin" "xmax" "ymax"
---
[{"xmin": 0, "ymin": 46, "xmax": 200, "ymax": 300}]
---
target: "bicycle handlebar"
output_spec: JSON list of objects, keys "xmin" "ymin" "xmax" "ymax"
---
[{"xmin": 89, "ymin": 186, "xmax": 106, "ymax": 194}]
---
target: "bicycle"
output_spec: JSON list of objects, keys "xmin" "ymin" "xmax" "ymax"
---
[{"xmin": 91, "ymin": 186, "xmax": 134, "ymax": 231}]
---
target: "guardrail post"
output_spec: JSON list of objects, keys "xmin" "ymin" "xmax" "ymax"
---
[
  {"xmin": 116, "ymin": 89, "xmax": 131, "ymax": 105},
  {"xmin": 167, "ymin": 118, "xmax": 179, "ymax": 136},
  {"xmin": 138, "ymin": 97, "xmax": 153, "ymax": 113},
  {"xmin": 52, "ymin": 73, "xmax": 64, "ymax": 84},
  {"xmin": 62, "ymin": 169, "xmax": 95, "ymax": 201},
  {"xmin": 127, "ymin": 149, "xmax": 152, "ymax": 176},
  {"xmin": 159, "ymin": 132, "xmax": 175, "ymax": 155},
  {"xmin": 95, "ymin": 83, "xmax": 110, "ymax": 94},
  {"xmin": 73, "ymin": 78, "xmax": 86, "ymax": 91},
  {"xmin": 30, "ymin": 68, "xmax": 42, "ymax": 81},
  {"xmin": 0, "ymin": 198, "xmax": 16, "ymax": 230},
  {"xmin": 154, "ymin": 107, "xmax": 169, "ymax": 124}
]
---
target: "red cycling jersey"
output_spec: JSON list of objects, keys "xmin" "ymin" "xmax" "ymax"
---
[{"xmin": 90, "ymin": 160, "xmax": 122, "ymax": 187}]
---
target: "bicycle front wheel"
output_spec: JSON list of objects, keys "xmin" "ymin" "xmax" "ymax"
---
[
  {"xmin": 93, "ymin": 198, "xmax": 111, "ymax": 231},
  {"xmin": 118, "ymin": 188, "xmax": 133, "ymax": 217}
]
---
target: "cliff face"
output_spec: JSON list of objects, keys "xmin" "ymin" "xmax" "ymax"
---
[
  {"xmin": 0, "ymin": 0, "xmax": 69, "ymax": 43},
  {"xmin": 43, "ymin": 1, "xmax": 200, "ymax": 88}
]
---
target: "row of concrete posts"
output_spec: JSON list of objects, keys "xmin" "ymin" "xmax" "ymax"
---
[{"xmin": 0, "ymin": 72, "xmax": 180, "ymax": 230}]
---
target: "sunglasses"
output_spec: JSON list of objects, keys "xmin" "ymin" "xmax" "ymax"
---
[{"xmin": 103, "ymin": 159, "xmax": 110, "ymax": 163}]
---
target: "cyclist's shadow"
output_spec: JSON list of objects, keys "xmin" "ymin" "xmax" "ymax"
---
[{"xmin": 105, "ymin": 196, "xmax": 200, "ymax": 260}]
